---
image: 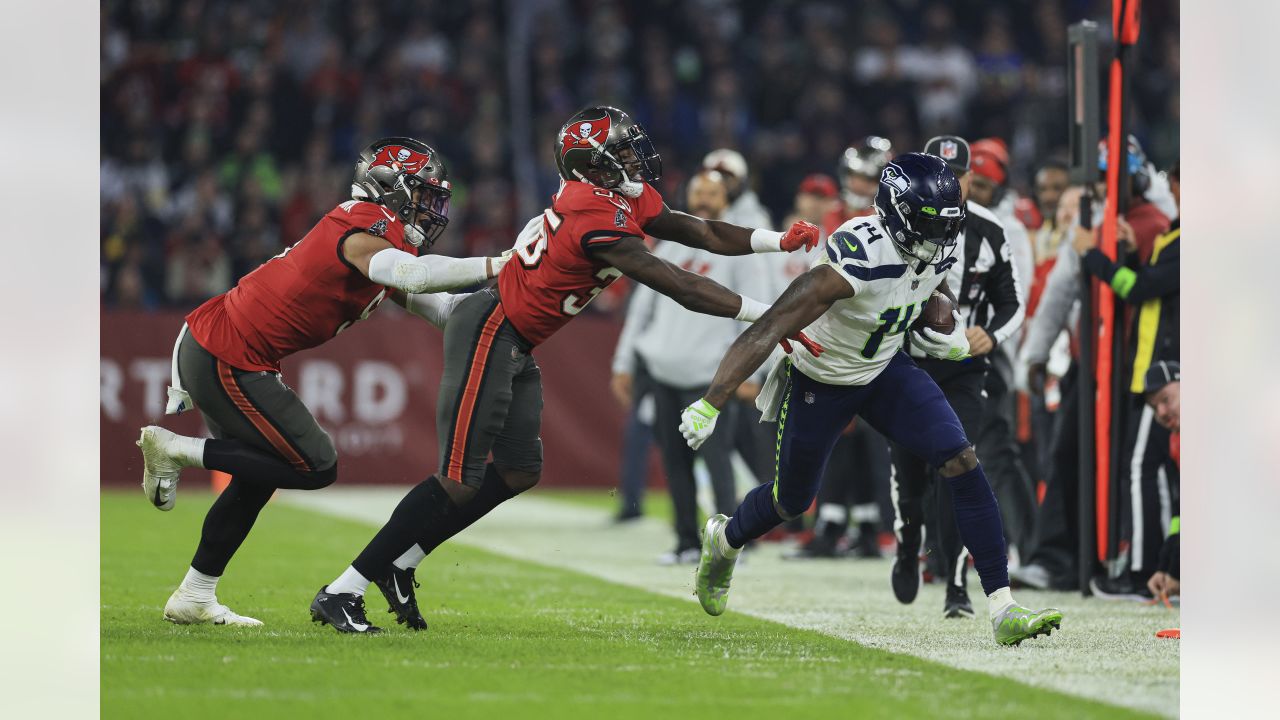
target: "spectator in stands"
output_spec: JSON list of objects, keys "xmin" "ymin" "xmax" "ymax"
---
[{"xmin": 99, "ymin": 2, "xmax": 1180, "ymax": 310}]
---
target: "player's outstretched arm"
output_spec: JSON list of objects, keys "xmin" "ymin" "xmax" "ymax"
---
[
  {"xmin": 388, "ymin": 289, "xmax": 469, "ymax": 329},
  {"xmin": 643, "ymin": 205, "xmax": 818, "ymax": 256},
  {"xmin": 593, "ymin": 236, "xmax": 770, "ymax": 320},
  {"xmin": 342, "ymin": 233, "xmax": 509, "ymax": 293},
  {"xmin": 702, "ymin": 265, "xmax": 852, "ymax": 408}
]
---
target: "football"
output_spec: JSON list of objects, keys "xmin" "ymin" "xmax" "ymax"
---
[{"xmin": 912, "ymin": 291, "xmax": 956, "ymax": 335}]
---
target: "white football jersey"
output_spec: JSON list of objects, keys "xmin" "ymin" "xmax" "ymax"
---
[{"xmin": 791, "ymin": 215, "xmax": 954, "ymax": 386}]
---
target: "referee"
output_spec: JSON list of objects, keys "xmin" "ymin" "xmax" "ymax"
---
[{"xmin": 889, "ymin": 135, "xmax": 1026, "ymax": 619}]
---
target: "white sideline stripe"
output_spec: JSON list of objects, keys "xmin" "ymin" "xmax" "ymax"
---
[{"xmin": 282, "ymin": 487, "xmax": 1178, "ymax": 718}]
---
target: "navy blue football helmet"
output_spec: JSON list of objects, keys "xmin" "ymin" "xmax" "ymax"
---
[{"xmin": 874, "ymin": 152, "xmax": 965, "ymax": 265}]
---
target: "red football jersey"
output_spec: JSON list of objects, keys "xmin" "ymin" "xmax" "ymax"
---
[
  {"xmin": 498, "ymin": 180, "xmax": 664, "ymax": 345},
  {"xmin": 186, "ymin": 200, "xmax": 414, "ymax": 372}
]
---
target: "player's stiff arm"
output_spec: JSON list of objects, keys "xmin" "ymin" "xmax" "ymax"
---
[
  {"xmin": 133, "ymin": 138, "xmax": 507, "ymax": 628},
  {"xmin": 678, "ymin": 152, "xmax": 1064, "ymax": 647},
  {"xmin": 312, "ymin": 106, "xmax": 823, "ymax": 633}
]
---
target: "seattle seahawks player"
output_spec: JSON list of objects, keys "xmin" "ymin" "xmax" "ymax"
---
[{"xmin": 678, "ymin": 153, "xmax": 1063, "ymax": 646}]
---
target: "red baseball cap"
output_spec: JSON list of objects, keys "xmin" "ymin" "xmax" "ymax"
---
[
  {"xmin": 970, "ymin": 138, "xmax": 1009, "ymax": 185},
  {"xmin": 798, "ymin": 174, "xmax": 837, "ymax": 198}
]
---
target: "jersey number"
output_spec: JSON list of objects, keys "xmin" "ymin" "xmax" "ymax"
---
[
  {"xmin": 860, "ymin": 302, "xmax": 918, "ymax": 359},
  {"xmin": 562, "ymin": 267, "xmax": 622, "ymax": 316},
  {"xmin": 515, "ymin": 210, "xmax": 562, "ymax": 267},
  {"xmin": 335, "ymin": 290, "xmax": 387, "ymax": 336}
]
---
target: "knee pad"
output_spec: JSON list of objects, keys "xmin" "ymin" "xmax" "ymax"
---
[{"xmin": 939, "ymin": 447, "xmax": 979, "ymax": 478}]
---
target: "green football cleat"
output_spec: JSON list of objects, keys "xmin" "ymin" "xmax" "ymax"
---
[
  {"xmin": 695, "ymin": 514, "xmax": 740, "ymax": 616},
  {"xmin": 992, "ymin": 604, "xmax": 1064, "ymax": 646}
]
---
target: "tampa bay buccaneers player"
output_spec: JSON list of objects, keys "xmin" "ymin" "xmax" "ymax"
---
[
  {"xmin": 134, "ymin": 137, "xmax": 509, "ymax": 627},
  {"xmin": 311, "ymin": 106, "xmax": 822, "ymax": 633}
]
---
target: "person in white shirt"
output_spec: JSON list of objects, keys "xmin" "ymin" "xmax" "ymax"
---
[{"xmin": 612, "ymin": 170, "xmax": 777, "ymax": 564}]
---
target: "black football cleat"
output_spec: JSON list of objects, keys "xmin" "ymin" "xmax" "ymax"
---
[
  {"xmin": 851, "ymin": 523, "xmax": 882, "ymax": 559},
  {"xmin": 373, "ymin": 566, "xmax": 428, "ymax": 630},
  {"xmin": 943, "ymin": 583, "xmax": 975, "ymax": 619},
  {"xmin": 783, "ymin": 532, "xmax": 842, "ymax": 560},
  {"xmin": 890, "ymin": 527, "xmax": 922, "ymax": 604},
  {"xmin": 310, "ymin": 586, "xmax": 383, "ymax": 634}
]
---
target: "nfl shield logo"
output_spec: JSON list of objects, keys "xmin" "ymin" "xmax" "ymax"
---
[
  {"xmin": 804, "ymin": 392, "xmax": 815, "ymax": 404},
  {"xmin": 940, "ymin": 141, "xmax": 958, "ymax": 160}
]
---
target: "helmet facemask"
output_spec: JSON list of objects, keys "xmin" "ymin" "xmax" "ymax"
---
[
  {"xmin": 399, "ymin": 175, "xmax": 451, "ymax": 250},
  {"xmin": 581, "ymin": 125, "xmax": 662, "ymax": 198},
  {"xmin": 882, "ymin": 191, "xmax": 963, "ymax": 264}
]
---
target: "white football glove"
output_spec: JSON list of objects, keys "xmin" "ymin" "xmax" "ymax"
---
[
  {"xmin": 679, "ymin": 398, "xmax": 721, "ymax": 450},
  {"xmin": 489, "ymin": 249, "xmax": 514, "ymax": 277},
  {"xmin": 911, "ymin": 310, "xmax": 971, "ymax": 361}
]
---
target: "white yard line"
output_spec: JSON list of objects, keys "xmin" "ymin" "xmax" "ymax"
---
[{"xmin": 283, "ymin": 487, "xmax": 1178, "ymax": 717}]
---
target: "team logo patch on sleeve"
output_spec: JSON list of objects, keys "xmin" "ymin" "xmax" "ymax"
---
[
  {"xmin": 369, "ymin": 218, "xmax": 388, "ymax": 237},
  {"xmin": 829, "ymin": 230, "xmax": 869, "ymax": 262}
]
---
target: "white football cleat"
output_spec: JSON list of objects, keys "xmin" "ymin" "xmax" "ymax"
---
[
  {"xmin": 163, "ymin": 589, "xmax": 263, "ymax": 627},
  {"xmin": 137, "ymin": 426, "xmax": 186, "ymax": 511}
]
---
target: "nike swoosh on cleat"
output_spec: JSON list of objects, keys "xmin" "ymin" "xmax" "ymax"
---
[
  {"xmin": 342, "ymin": 608, "xmax": 369, "ymax": 631},
  {"xmin": 394, "ymin": 577, "xmax": 410, "ymax": 604}
]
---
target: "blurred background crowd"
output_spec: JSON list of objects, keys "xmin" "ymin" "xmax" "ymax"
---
[
  {"xmin": 100, "ymin": 0, "xmax": 1178, "ymax": 309},
  {"xmin": 101, "ymin": 0, "xmax": 1180, "ymax": 602}
]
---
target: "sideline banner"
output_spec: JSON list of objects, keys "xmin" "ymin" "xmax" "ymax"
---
[{"xmin": 101, "ymin": 307, "xmax": 628, "ymax": 488}]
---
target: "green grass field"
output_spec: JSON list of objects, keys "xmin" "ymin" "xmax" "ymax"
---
[{"xmin": 102, "ymin": 490, "xmax": 1162, "ymax": 719}]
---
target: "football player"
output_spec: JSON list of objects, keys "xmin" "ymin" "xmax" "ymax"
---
[
  {"xmin": 822, "ymin": 136, "xmax": 893, "ymax": 235},
  {"xmin": 679, "ymin": 153, "xmax": 1064, "ymax": 646},
  {"xmin": 311, "ymin": 106, "xmax": 821, "ymax": 633},
  {"xmin": 135, "ymin": 137, "xmax": 508, "ymax": 626}
]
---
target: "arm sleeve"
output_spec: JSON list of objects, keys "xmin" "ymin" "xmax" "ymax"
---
[
  {"xmin": 402, "ymin": 292, "xmax": 469, "ymax": 329},
  {"xmin": 1082, "ymin": 241, "xmax": 1180, "ymax": 304},
  {"xmin": 981, "ymin": 233, "xmax": 1026, "ymax": 349},
  {"xmin": 367, "ymin": 248, "xmax": 489, "ymax": 294},
  {"xmin": 1022, "ymin": 240, "xmax": 1081, "ymax": 364},
  {"xmin": 611, "ymin": 283, "xmax": 659, "ymax": 375}
]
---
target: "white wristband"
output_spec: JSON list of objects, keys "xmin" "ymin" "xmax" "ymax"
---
[
  {"xmin": 749, "ymin": 228, "xmax": 784, "ymax": 253},
  {"xmin": 734, "ymin": 295, "xmax": 771, "ymax": 322}
]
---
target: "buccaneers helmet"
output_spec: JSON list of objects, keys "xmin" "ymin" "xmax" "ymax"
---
[
  {"xmin": 351, "ymin": 137, "xmax": 452, "ymax": 250},
  {"xmin": 555, "ymin": 106, "xmax": 661, "ymax": 198}
]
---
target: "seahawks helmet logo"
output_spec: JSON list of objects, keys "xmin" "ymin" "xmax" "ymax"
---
[{"xmin": 881, "ymin": 164, "xmax": 910, "ymax": 194}]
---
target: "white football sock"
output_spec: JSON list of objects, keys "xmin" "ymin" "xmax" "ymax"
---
[
  {"xmin": 326, "ymin": 565, "xmax": 370, "ymax": 597},
  {"xmin": 393, "ymin": 544, "xmax": 427, "ymax": 571},
  {"xmin": 178, "ymin": 567, "xmax": 219, "ymax": 603},
  {"xmin": 172, "ymin": 435, "xmax": 208, "ymax": 468},
  {"xmin": 715, "ymin": 522, "xmax": 742, "ymax": 559},
  {"xmin": 987, "ymin": 586, "xmax": 1015, "ymax": 619}
]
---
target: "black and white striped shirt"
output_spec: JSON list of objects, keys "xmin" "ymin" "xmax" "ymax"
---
[{"xmin": 910, "ymin": 201, "xmax": 1024, "ymax": 358}]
